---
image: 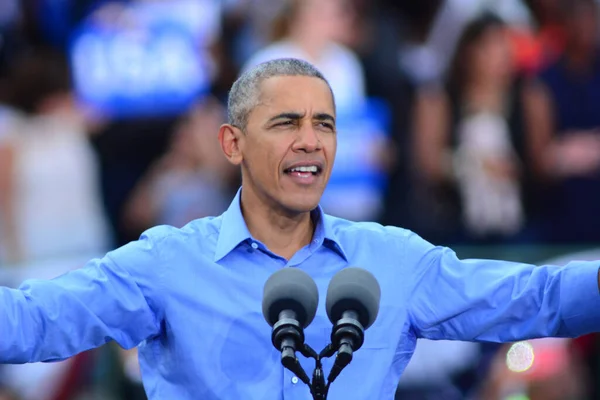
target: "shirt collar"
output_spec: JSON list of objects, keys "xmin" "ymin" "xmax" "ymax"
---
[{"xmin": 214, "ymin": 188, "xmax": 348, "ymax": 262}]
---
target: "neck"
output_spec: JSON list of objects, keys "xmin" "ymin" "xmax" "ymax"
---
[
  {"xmin": 240, "ymin": 187, "xmax": 315, "ymax": 260},
  {"xmin": 463, "ymin": 79, "xmax": 509, "ymax": 113},
  {"xmin": 468, "ymin": 75, "xmax": 510, "ymax": 92}
]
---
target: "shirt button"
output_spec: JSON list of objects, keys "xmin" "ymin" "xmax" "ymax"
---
[
  {"xmin": 251, "ymin": 242, "xmax": 258, "ymax": 249},
  {"xmin": 291, "ymin": 376, "xmax": 299, "ymax": 384}
]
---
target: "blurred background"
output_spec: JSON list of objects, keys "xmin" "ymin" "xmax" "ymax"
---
[{"xmin": 1, "ymin": 0, "xmax": 600, "ymax": 399}]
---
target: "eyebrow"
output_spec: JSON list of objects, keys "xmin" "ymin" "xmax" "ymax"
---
[
  {"xmin": 268, "ymin": 112, "xmax": 305, "ymax": 123},
  {"xmin": 314, "ymin": 113, "xmax": 336, "ymax": 124},
  {"xmin": 267, "ymin": 112, "xmax": 336, "ymax": 124}
]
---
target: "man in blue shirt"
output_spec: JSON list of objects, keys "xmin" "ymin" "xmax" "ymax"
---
[{"xmin": 1, "ymin": 58, "xmax": 600, "ymax": 400}]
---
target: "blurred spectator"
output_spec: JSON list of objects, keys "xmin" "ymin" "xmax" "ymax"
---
[
  {"xmin": 122, "ymin": 96, "xmax": 237, "ymax": 236},
  {"xmin": 241, "ymin": 0, "xmax": 367, "ymax": 112},
  {"xmin": 0, "ymin": 47, "xmax": 110, "ymax": 266},
  {"xmin": 78, "ymin": 0, "xmax": 223, "ymax": 247},
  {"xmin": 358, "ymin": 2, "xmax": 416, "ymax": 231},
  {"xmin": 410, "ymin": 14, "xmax": 531, "ymax": 244},
  {"xmin": 522, "ymin": 0, "xmax": 600, "ymax": 244},
  {"xmin": 377, "ymin": 0, "xmax": 529, "ymax": 87}
]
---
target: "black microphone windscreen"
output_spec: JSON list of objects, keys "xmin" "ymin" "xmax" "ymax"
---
[
  {"xmin": 262, "ymin": 268, "xmax": 319, "ymax": 329},
  {"xmin": 325, "ymin": 267, "xmax": 381, "ymax": 329}
]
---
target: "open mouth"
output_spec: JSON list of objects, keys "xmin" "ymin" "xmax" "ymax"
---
[{"xmin": 284, "ymin": 165, "xmax": 323, "ymax": 177}]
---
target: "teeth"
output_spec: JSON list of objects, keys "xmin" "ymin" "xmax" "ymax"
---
[{"xmin": 289, "ymin": 165, "xmax": 318, "ymax": 173}]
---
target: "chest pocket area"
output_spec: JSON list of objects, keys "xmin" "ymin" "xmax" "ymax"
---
[
  {"xmin": 317, "ymin": 322, "xmax": 398, "ymax": 399},
  {"xmin": 361, "ymin": 304, "xmax": 406, "ymax": 350}
]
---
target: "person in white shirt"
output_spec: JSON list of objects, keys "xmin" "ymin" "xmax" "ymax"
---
[{"xmin": 242, "ymin": 0, "xmax": 366, "ymax": 113}]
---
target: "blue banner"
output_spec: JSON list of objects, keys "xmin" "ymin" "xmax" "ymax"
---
[{"xmin": 69, "ymin": 0, "xmax": 220, "ymax": 118}]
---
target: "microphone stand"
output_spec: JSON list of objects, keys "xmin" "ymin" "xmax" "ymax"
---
[
  {"xmin": 284, "ymin": 342, "xmax": 352, "ymax": 400},
  {"xmin": 272, "ymin": 313, "xmax": 328, "ymax": 399},
  {"xmin": 276, "ymin": 311, "xmax": 364, "ymax": 400},
  {"xmin": 279, "ymin": 342, "xmax": 330, "ymax": 400},
  {"xmin": 300, "ymin": 345, "xmax": 328, "ymax": 400}
]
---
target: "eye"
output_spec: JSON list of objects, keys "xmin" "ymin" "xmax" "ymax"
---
[
  {"xmin": 317, "ymin": 122, "xmax": 335, "ymax": 131},
  {"xmin": 274, "ymin": 120, "xmax": 294, "ymax": 128}
]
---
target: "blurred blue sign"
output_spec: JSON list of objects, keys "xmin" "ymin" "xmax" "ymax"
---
[{"xmin": 69, "ymin": 0, "xmax": 220, "ymax": 118}]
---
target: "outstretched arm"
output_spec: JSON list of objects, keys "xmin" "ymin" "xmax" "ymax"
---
[
  {"xmin": 0, "ymin": 233, "xmax": 165, "ymax": 363},
  {"xmin": 405, "ymin": 231, "xmax": 600, "ymax": 342}
]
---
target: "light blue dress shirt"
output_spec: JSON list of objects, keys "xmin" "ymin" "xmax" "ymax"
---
[{"xmin": 2, "ymin": 189, "xmax": 600, "ymax": 399}]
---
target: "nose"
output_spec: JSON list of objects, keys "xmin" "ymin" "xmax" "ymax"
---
[{"xmin": 292, "ymin": 124, "xmax": 322, "ymax": 153}]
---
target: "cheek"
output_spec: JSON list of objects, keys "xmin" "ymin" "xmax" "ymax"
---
[
  {"xmin": 324, "ymin": 136, "xmax": 337, "ymax": 156},
  {"xmin": 249, "ymin": 141, "xmax": 284, "ymax": 176}
]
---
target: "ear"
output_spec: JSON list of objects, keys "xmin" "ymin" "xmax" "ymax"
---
[{"xmin": 218, "ymin": 124, "xmax": 244, "ymax": 166}]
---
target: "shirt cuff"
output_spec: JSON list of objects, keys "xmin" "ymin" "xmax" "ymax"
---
[{"xmin": 561, "ymin": 261, "xmax": 600, "ymax": 336}]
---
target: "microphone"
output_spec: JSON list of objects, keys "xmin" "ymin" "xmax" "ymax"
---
[
  {"xmin": 322, "ymin": 267, "xmax": 381, "ymax": 384},
  {"xmin": 262, "ymin": 267, "xmax": 319, "ymax": 386}
]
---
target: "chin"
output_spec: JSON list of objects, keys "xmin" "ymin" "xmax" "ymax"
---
[{"xmin": 281, "ymin": 192, "xmax": 322, "ymax": 214}]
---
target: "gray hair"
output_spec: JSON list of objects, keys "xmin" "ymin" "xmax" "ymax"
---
[{"xmin": 227, "ymin": 58, "xmax": 335, "ymax": 130}]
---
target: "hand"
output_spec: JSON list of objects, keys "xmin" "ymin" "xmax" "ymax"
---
[
  {"xmin": 482, "ymin": 157, "xmax": 520, "ymax": 180},
  {"xmin": 552, "ymin": 131, "xmax": 600, "ymax": 177}
]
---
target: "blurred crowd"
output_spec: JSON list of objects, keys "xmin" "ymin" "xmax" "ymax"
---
[{"xmin": 1, "ymin": 0, "xmax": 600, "ymax": 399}]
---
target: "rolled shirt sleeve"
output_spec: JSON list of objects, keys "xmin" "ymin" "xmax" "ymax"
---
[
  {"xmin": 405, "ymin": 231, "xmax": 600, "ymax": 342},
  {"xmin": 0, "ymin": 230, "xmax": 165, "ymax": 363}
]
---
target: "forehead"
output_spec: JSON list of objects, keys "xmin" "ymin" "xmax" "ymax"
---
[{"xmin": 253, "ymin": 75, "xmax": 335, "ymax": 118}]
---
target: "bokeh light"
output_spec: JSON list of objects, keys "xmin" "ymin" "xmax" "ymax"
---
[{"xmin": 506, "ymin": 341, "xmax": 535, "ymax": 373}]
